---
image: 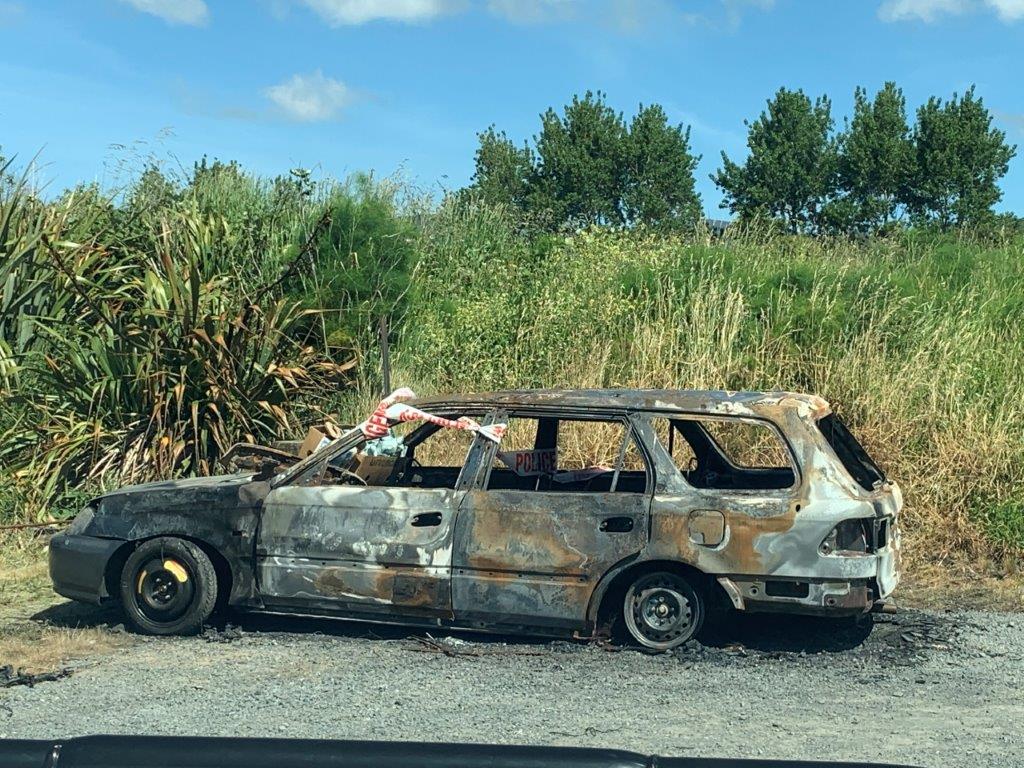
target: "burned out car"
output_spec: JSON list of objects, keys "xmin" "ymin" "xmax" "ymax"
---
[{"xmin": 49, "ymin": 388, "xmax": 901, "ymax": 650}]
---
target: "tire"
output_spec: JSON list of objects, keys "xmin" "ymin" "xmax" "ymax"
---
[
  {"xmin": 118, "ymin": 537, "xmax": 218, "ymax": 636},
  {"xmin": 623, "ymin": 571, "xmax": 705, "ymax": 651}
]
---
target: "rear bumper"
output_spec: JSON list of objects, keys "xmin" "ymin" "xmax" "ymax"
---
[
  {"xmin": 49, "ymin": 533, "xmax": 125, "ymax": 604},
  {"xmin": 717, "ymin": 576, "xmax": 874, "ymax": 616}
]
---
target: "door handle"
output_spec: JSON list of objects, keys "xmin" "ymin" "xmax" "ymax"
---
[
  {"xmin": 411, "ymin": 512, "xmax": 443, "ymax": 527},
  {"xmin": 600, "ymin": 516, "xmax": 634, "ymax": 533}
]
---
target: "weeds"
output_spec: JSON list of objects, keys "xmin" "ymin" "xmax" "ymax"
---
[{"xmin": 1, "ymin": 156, "xmax": 1022, "ymax": 580}]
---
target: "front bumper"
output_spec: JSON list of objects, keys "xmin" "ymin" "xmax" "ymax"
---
[{"xmin": 49, "ymin": 533, "xmax": 125, "ymax": 604}]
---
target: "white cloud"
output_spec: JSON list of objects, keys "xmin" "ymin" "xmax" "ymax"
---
[
  {"xmin": 299, "ymin": 0, "xmax": 450, "ymax": 25},
  {"xmin": 487, "ymin": 0, "xmax": 576, "ymax": 23},
  {"xmin": 264, "ymin": 70, "xmax": 353, "ymax": 122},
  {"xmin": 878, "ymin": 0, "xmax": 968, "ymax": 21},
  {"xmin": 878, "ymin": 0, "xmax": 1024, "ymax": 21},
  {"xmin": 985, "ymin": 0, "xmax": 1024, "ymax": 20},
  {"xmin": 117, "ymin": 0, "xmax": 209, "ymax": 25}
]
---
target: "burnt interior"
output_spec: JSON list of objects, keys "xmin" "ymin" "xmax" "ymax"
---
[
  {"xmin": 300, "ymin": 411, "xmax": 802, "ymax": 493},
  {"xmin": 482, "ymin": 415, "xmax": 648, "ymax": 494},
  {"xmin": 321, "ymin": 414, "xmax": 652, "ymax": 494},
  {"xmin": 662, "ymin": 418, "xmax": 795, "ymax": 490}
]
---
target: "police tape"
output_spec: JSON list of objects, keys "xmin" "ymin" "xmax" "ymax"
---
[{"xmin": 358, "ymin": 388, "xmax": 507, "ymax": 444}]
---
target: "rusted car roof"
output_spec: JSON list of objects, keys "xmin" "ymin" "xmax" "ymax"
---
[{"xmin": 412, "ymin": 388, "xmax": 831, "ymax": 418}]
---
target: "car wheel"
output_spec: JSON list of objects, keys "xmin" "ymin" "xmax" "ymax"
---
[
  {"xmin": 119, "ymin": 537, "xmax": 218, "ymax": 636},
  {"xmin": 623, "ymin": 571, "xmax": 704, "ymax": 651}
]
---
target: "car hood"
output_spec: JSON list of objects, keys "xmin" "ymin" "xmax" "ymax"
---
[
  {"xmin": 94, "ymin": 473, "xmax": 257, "ymax": 502},
  {"xmin": 90, "ymin": 472, "xmax": 270, "ymax": 524}
]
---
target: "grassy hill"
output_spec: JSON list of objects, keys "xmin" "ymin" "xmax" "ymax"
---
[
  {"xmin": 1, "ymin": 166, "xmax": 1021, "ymax": 587},
  {"xmin": 386, "ymin": 205, "xmax": 1024, "ymax": 580}
]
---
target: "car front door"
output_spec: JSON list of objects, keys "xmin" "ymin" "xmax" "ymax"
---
[
  {"xmin": 256, "ymin": 422, "xmax": 491, "ymax": 619},
  {"xmin": 452, "ymin": 412, "xmax": 652, "ymax": 630}
]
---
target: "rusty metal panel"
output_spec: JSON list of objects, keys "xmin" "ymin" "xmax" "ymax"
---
[
  {"xmin": 632, "ymin": 405, "xmax": 901, "ymax": 602},
  {"xmin": 687, "ymin": 510, "xmax": 725, "ymax": 546},
  {"xmin": 452, "ymin": 489, "xmax": 648, "ymax": 627},
  {"xmin": 257, "ymin": 486, "xmax": 457, "ymax": 615}
]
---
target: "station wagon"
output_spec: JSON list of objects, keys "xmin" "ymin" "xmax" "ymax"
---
[{"xmin": 49, "ymin": 388, "xmax": 901, "ymax": 650}]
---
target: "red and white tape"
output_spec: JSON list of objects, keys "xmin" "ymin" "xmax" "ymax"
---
[{"xmin": 358, "ymin": 388, "xmax": 507, "ymax": 444}]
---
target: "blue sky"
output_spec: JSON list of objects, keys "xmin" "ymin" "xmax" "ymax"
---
[{"xmin": 1, "ymin": 0, "xmax": 1022, "ymax": 215}]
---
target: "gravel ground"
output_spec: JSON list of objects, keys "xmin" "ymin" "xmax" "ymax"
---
[{"xmin": 1, "ymin": 606, "xmax": 1022, "ymax": 767}]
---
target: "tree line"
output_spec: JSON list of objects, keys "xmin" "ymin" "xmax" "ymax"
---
[{"xmin": 469, "ymin": 85, "xmax": 1017, "ymax": 234}]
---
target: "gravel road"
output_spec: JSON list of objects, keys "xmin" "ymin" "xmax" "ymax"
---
[{"xmin": 1, "ymin": 606, "xmax": 1022, "ymax": 767}]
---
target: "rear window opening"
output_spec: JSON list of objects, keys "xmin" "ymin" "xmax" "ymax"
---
[
  {"xmin": 652, "ymin": 416, "xmax": 796, "ymax": 491},
  {"xmin": 816, "ymin": 414, "xmax": 886, "ymax": 492}
]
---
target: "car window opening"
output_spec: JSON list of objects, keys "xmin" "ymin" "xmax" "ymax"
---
[
  {"xmin": 816, "ymin": 413, "xmax": 886, "ymax": 492},
  {"xmin": 485, "ymin": 416, "xmax": 648, "ymax": 494},
  {"xmin": 292, "ymin": 413, "xmax": 484, "ymax": 491},
  {"xmin": 652, "ymin": 416, "xmax": 795, "ymax": 490}
]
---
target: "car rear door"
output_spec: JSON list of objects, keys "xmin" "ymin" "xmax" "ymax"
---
[{"xmin": 452, "ymin": 411, "xmax": 652, "ymax": 631}]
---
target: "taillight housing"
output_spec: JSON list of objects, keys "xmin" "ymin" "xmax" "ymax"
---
[{"xmin": 819, "ymin": 518, "xmax": 871, "ymax": 556}]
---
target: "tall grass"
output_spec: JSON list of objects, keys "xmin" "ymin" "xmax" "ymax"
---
[
  {"xmin": 2, "ymin": 157, "xmax": 1021, "ymax": 581},
  {"xmin": 375, "ymin": 204, "xmax": 1024, "ymax": 574}
]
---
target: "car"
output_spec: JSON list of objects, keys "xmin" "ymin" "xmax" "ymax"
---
[
  {"xmin": 0, "ymin": 734, "xmax": 919, "ymax": 768},
  {"xmin": 49, "ymin": 388, "xmax": 902, "ymax": 650}
]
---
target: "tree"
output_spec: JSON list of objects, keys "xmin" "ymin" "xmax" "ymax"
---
[
  {"xmin": 298, "ymin": 175, "xmax": 416, "ymax": 349},
  {"xmin": 470, "ymin": 126, "xmax": 535, "ymax": 216},
  {"xmin": 909, "ymin": 86, "xmax": 1017, "ymax": 227},
  {"xmin": 469, "ymin": 92, "xmax": 702, "ymax": 232},
  {"xmin": 622, "ymin": 104, "xmax": 702, "ymax": 230},
  {"xmin": 834, "ymin": 82, "xmax": 914, "ymax": 233},
  {"xmin": 532, "ymin": 91, "xmax": 628, "ymax": 228},
  {"xmin": 713, "ymin": 88, "xmax": 837, "ymax": 233}
]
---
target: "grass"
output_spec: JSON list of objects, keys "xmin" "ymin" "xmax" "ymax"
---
[
  {"xmin": 2, "ymin": 158, "xmax": 1023, "ymax": 608},
  {"xmin": 0, "ymin": 532, "xmax": 131, "ymax": 675}
]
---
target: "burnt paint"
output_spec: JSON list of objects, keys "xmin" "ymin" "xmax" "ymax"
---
[
  {"xmin": 62, "ymin": 388, "xmax": 903, "ymax": 638},
  {"xmin": 81, "ymin": 473, "xmax": 270, "ymax": 606},
  {"xmin": 257, "ymin": 486, "xmax": 456, "ymax": 616},
  {"xmin": 453, "ymin": 489, "xmax": 648, "ymax": 628}
]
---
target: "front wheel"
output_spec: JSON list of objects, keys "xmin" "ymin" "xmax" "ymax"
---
[
  {"xmin": 623, "ymin": 571, "xmax": 705, "ymax": 650},
  {"xmin": 119, "ymin": 537, "xmax": 218, "ymax": 636}
]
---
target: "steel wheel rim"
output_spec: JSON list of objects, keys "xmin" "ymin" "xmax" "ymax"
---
[
  {"xmin": 625, "ymin": 575, "xmax": 696, "ymax": 649},
  {"xmin": 135, "ymin": 556, "xmax": 194, "ymax": 623}
]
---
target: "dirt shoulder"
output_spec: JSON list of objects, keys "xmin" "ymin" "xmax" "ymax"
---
[{"xmin": 0, "ymin": 537, "xmax": 132, "ymax": 677}]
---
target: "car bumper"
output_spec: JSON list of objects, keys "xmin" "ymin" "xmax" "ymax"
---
[
  {"xmin": 717, "ymin": 576, "xmax": 875, "ymax": 616},
  {"xmin": 49, "ymin": 533, "xmax": 125, "ymax": 604}
]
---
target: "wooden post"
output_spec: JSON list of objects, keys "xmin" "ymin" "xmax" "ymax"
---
[{"xmin": 379, "ymin": 315, "xmax": 391, "ymax": 396}]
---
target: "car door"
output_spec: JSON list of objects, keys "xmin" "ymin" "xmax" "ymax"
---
[
  {"xmin": 635, "ymin": 414, "xmax": 799, "ymax": 576},
  {"xmin": 256, "ymin": 424, "xmax": 491, "ymax": 619},
  {"xmin": 452, "ymin": 412, "xmax": 652, "ymax": 630}
]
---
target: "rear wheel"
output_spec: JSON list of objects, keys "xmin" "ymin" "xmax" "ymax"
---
[
  {"xmin": 623, "ymin": 571, "xmax": 704, "ymax": 650},
  {"xmin": 119, "ymin": 537, "xmax": 218, "ymax": 636}
]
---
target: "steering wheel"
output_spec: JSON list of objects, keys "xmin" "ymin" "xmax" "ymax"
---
[{"xmin": 324, "ymin": 464, "xmax": 367, "ymax": 485}]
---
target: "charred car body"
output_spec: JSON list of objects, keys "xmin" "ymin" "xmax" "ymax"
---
[{"xmin": 49, "ymin": 389, "xmax": 901, "ymax": 650}]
